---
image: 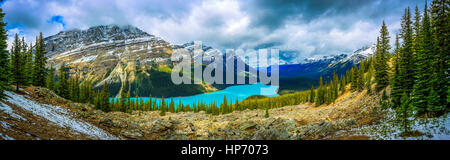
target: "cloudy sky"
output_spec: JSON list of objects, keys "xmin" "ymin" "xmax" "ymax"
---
[{"xmin": 1, "ymin": 0, "xmax": 426, "ymax": 62}]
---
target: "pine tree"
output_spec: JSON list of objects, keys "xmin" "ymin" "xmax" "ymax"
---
[
  {"xmin": 382, "ymin": 89, "xmax": 388, "ymax": 101},
  {"xmin": 46, "ymin": 65, "xmax": 55, "ymax": 91},
  {"xmin": 309, "ymin": 85, "xmax": 315, "ymax": 103},
  {"xmin": 366, "ymin": 65, "xmax": 373, "ymax": 95},
  {"xmin": 0, "ymin": 8, "xmax": 9, "ymax": 99},
  {"xmin": 399, "ymin": 8, "xmax": 415, "ymax": 95},
  {"xmin": 340, "ymin": 74, "xmax": 346, "ymax": 94},
  {"xmin": 316, "ymin": 77, "xmax": 325, "ymax": 106},
  {"xmin": 430, "ymin": 0, "xmax": 449, "ymax": 109},
  {"xmin": 235, "ymin": 99, "xmax": 239, "ymax": 111},
  {"xmin": 11, "ymin": 34, "xmax": 24, "ymax": 91},
  {"xmin": 161, "ymin": 97, "xmax": 166, "ymax": 112},
  {"xmin": 178, "ymin": 99, "xmax": 182, "ymax": 113},
  {"xmin": 265, "ymin": 108, "xmax": 269, "ymax": 118},
  {"xmin": 334, "ymin": 74, "xmax": 339, "ymax": 100},
  {"xmin": 351, "ymin": 65, "xmax": 358, "ymax": 91},
  {"xmin": 375, "ymin": 21, "xmax": 390, "ymax": 91},
  {"xmin": 100, "ymin": 82, "xmax": 110, "ymax": 112},
  {"xmin": 152, "ymin": 96, "xmax": 157, "ymax": 111},
  {"xmin": 24, "ymin": 42, "xmax": 33, "ymax": 86},
  {"xmin": 33, "ymin": 32, "xmax": 46, "ymax": 87},
  {"xmin": 396, "ymin": 92, "xmax": 412, "ymax": 134},
  {"xmin": 413, "ymin": 5, "xmax": 422, "ymax": 50},
  {"xmin": 391, "ymin": 35, "xmax": 403, "ymax": 108},
  {"xmin": 412, "ymin": 3, "xmax": 435, "ymax": 113},
  {"xmin": 426, "ymin": 88, "xmax": 443, "ymax": 114},
  {"xmin": 159, "ymin": 104, "xmax": 166, "ymax": 116},
  {"xmin": 169, "ymin": 98, "xmax": 175, "ymax": 113},
  {"xmin": 221, "ymin": 95, "xmax": 228, "ymax": 114},
  {"xmin": 357, "ymin": 63, "xmax": 364, "ymax": 91},
  {"xmin": 57, "ymin": 64, "xmax": 69, "ymax": 99},
  {"xmin": 70, "ymin": 76, "xmax": 80, "ymax": 102}
]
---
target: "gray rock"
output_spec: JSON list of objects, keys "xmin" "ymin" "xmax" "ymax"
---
[
  {"xmin": 150, "ymin": 119, "xmax": 173, "ymax": 133},
  {"xmin": 240, "ymin": 120, "xmax": 257, "ymax": 131},
  {"xmin": 99, "ymin": 117, "xmax": 113, "ymax": 126},
  {"xmin": 121, "ymin": 130, "xmax": 143, "ymax": 139}
]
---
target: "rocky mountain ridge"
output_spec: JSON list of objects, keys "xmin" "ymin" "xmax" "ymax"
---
[
  {"xmin": 271, "ymin": 45, "xmax": 376, "ymax": 78},
  {"xmin": 44, "ymin": 25, "xmax": 214, "ymax": 98}
]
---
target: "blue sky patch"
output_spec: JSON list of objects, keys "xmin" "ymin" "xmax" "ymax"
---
[{"xmin": 47, "ymin": 15, "xmax": 66, "ymax": 29}]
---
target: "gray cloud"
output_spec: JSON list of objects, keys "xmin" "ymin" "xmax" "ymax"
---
[{"xmin": 1, "ymin": 0, "xmax": 426, "ymax": 62}]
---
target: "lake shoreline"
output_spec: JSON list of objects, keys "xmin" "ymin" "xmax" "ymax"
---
[{"xmin": 110, "ymin": 83, "xmax": 280, "ymax": 107}]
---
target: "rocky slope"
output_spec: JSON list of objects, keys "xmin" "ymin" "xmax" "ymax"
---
[
  {"xmin": 1, "ymin": 85, "xmax": 384, "ymax": 140},
  {"xmin": 0, "ymin": 87, "xmax": 119, "ymax": 140},
  {"xmin": 97, "ymin": 86, "xmax": 383, "ymax": 140}
]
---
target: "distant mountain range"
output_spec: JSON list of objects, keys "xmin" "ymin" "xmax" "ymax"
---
[
  {"xmin": 263, "ymin": 45, "xmax": 376, "ymax": 79},
  {"xmin": 44, "ymin": 24, "xmax": 374, "ymax": 97}
]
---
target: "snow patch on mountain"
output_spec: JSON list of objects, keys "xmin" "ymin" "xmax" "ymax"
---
[
  {"xmin": 0, "ymin": 132, "xmax": 14, "ymax": 140},
  {"xmin": 340, "ymin": 44, "xmax": 376, "ymax": 63},
  {"xmin": 0, "ymin": 102, "xmax": 26, "ymax": 121},
  {"xmin": 70, "ymin": 55, "xmax": 98, "ymax": 64},
  {"xmin": 3, "ymin": 91, "xmax": 120, "ymax": 140}
]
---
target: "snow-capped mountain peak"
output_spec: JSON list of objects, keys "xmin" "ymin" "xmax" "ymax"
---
[
  {"xmin": 351, "ymin": 44, "xmax": 376, "ymax": 57},
  {"xmin": 337, "ymin": 44, "xmax": 376, "ymax": 65}
]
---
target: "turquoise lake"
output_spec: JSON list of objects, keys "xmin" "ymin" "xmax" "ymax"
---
[{"xmin": 111, "ymin": 83, "xmax": 279, "ymax": 107}]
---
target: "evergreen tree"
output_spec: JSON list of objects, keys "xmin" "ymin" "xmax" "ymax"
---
[
  {"xmin": 46, "ymin": 65, "xmax": 55, "ymax": 91},
  {"xmin": 100, "ymin": 82, "xmax": 110, "ymax": 112},
  {"xmin": 178, "ymin": 99, "xmax": 182, "ymax": 113},
  {"xmin": 375, "ymin": 21, "xmax": 391, "ymax": 91},
  {"xmin": 340, "ymin": 75, "xmax": 346, "ymax": 94},
  {"xmin": 396, "ymin": 92, "xmax": 412, "ymax": 134},
  {"xmin": 222, "ymin": 95, "xmax": 228, "ymax": 114},
  {"xmin": 412, "ymin": 3, "xmax": 435, "ymax": 113},
  {"xmin": 11, "ymin": 34, "xmax": 24, "ymax": 91},
  {"xmin": 391, "ymin": 35, "xmax": 403, "ymax": 108},
  {"xmin": 235, "ymin": 99, "xmax": 239, "ymax": 111},
  {"xmin": 316, "ymin": 77, "xmax": 325, "ymax": 106},
  {"xmin": 33, "ymin": 32, "xmax": 46, "ymax": 87},
  {"xmin": 152, "ymin": 96, "xmax": 157, "ymax": 111},
  {"xmin": 430, "ymin": 0, "xmax": 449, "ymax": 109},
  {"xmin": 413, "ymin": 5, "xmax": 422, "ymax": 49},
  {"xmin": 23, "ymin": 43, "xmax": 33, "ymax": 86},
  {"xmin": 399, "ymin": 8, "xmax": 415, "ymax": 95},
  {"xmin": 335, "ymin": 76, "xmax": 339, "ymax": 98},
  {"xmin": 69, "ymin": 76, "xmax": 80, "ymax": 102},
  {"xmin": 0, "ymin": 8, "xmax": 9, "ymax": 99},
  {"xmin": 357, "ymin": 63, "xmax": 364, "ymax": 91},
  {"xmin": 382, "ymin": 89, "xmax": 388, "ymax": 101},
  {"xmin": 57, "ymin": 64, "xmax": 69, "ymax": 99},
  {"xmin": 351, "ymin": 65, "xmax": 358, "ymax": 91},
  {"xmin": 366, "ymin": 64, "xmax": 373, "ymax": 95},
  {"xmin": 159, "ymin": 103, "xmax": 166, "ymax": 116},
  {"xmin": 265, "ymin": 108, "xmax": 269, "ymax": 118},
  {"xmin": 309, "ymin": 85, "xmax": 315, "ymax": 103},
  {"xmin": 161, "ymin": 97, "xmax": 166, "ymax": 112},
  {"xmin": 427, "ymin": 87, "xmax": 443, "ymax": 114},
  {"xmin": 169, "ymin": 98, "xmax": 175, "ymax": 113}
]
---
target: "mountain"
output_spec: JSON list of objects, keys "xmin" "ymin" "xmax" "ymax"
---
[
  {"xmin": 266, "ymin": 45, "xmax": 376, "ymax": 79},
  {"xmin": 44, "ymin": 24, "xmax": 375, "ymax": 97},
  {"xmin": 45, "ymin": 25, "xmax": 225, "ymax": 98}
]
